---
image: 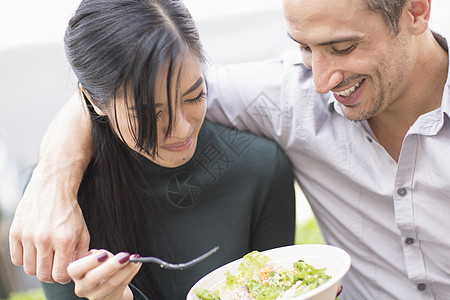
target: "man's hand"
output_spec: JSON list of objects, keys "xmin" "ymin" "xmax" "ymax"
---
[
  {"xmin": 9, "ymin": 92, "xmax": 93, "ymax": 283},
  {"xmin": 9, "ymin": 162, "xmax": 90, "ymax": 283}
]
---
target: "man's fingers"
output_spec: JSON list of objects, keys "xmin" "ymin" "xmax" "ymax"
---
[
  {"xmin": 22, "ymin": 242, "xmax": 37, "ymax": 276},
  {"xmin": 52, "ymin": 246, "xmax": 78, "ymax": 284},
  {"xmin": 36, "ymin": 246, "xmax": 55, "ymax": 283},
  {"xmin": 9, "ymin": 235, "xmax": 24, "ymax": 266},
  {"xmin": 73, "ymin": 229, "xmax": 90, "ymax": 261}
]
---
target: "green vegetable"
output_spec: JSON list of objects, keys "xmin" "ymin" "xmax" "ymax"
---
[
  {"xmin": 194, "ymin": 287, "xmax": 220, "ymax": 300},
  {"xmin": 224, "ymin": 270, "xmax": 238, "ymax": 290},
  {"xmin": 238, "ymin": 250, "xmax": 270, "ymax": 279},
  {"xmin": 294, "ymin": 260, "xmax": 330, "ymax": 286},
  {"xmin": 196, "ymin": 251, "xmax": 330, "ymax": 300},
  {"xmin": 269, "ymin": 268, "xmax": 296, "ymax": 289},
  {"xmin": 245, "ymin": 278, "xmax": 281, "ymax": 299}
]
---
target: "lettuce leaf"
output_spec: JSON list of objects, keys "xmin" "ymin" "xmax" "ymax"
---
[
  {"xmin": 196, "ymin": 251, "xmax": 330, "ymax": 300},
  {"xmin": 245, "ymin": 278, "xmax": 282, "ymax": 300},
  {"xmin": 238, "ymin": 251, "xmax": 270, "ymax": 279},
  {"xmin": 194, "ymin": 287, "xmax": 220, "ymax": 300}
]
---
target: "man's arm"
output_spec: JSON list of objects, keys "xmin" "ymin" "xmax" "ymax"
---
[
  {"xmin": 205, "ymin": 56, "xmax": 291, "ymax": 147},
  {"xmin": 9, "ymin": 91, "xmax": 93, "ymax": 283}
]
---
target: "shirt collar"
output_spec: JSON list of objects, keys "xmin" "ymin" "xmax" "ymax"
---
[{"xmin": 437, "ymin": 32, "xmax": 450, "ymax": 119}]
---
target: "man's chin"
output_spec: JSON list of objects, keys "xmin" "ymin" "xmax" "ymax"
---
[
  {"xmin": 341, "ymin": 106, "xmax": 365, "ymax": 121},
  {"xmin": 340, "ymin": 102, "xmax": 379, "ymax": 122}
]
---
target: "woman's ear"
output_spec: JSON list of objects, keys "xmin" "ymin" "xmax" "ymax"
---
[{"xmin": 79, "ymin": 83, "xmax": 107, "ymax": 116}]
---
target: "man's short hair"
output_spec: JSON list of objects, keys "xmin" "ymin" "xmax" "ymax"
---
[{"xmin": 364, "ymin": 0, "xmax": 407, "ymax": 35}]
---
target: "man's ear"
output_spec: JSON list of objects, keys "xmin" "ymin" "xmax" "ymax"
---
[
  {"xmin": 406, "ymin": 0, "xmax": 431, "ymax": 35},
  {"xmin": 79, "ymin": 84, "xmax": 107, "ymax": 116}
]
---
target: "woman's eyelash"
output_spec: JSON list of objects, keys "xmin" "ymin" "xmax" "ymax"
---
[
  {"xmin": 186, "ymin": 90, "xmax": 206, "ymax": 104},
  {"xmin": 131, "ymin": 90, "xmax": 206, "ymax": 120}
]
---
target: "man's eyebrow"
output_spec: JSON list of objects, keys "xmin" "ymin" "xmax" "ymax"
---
[
  {"xmin": 287, "ymin": 31, "xmax": 362, "ymax": 46},
  {"xmin": 316, "ymin": 36, "xmax": 362, "ymax": 46},
  {"xmin": 287, "ymin": 32, "xmax": 300, "ymax": 43},
  {"xmin": 182, "ymin": 77, "xmax": 204, "ymax": 96}
]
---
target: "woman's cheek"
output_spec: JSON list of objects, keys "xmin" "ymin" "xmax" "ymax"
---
[{"xmin": 110, "ymin": 114, "xmax": 137, "ymax": 148}]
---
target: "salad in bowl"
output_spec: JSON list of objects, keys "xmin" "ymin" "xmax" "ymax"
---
[{"xmin": 187, "ymin": 244, "xmax": 351, "ymax": 300}]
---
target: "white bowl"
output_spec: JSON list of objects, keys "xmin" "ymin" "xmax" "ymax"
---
[{"xmin": 187, "ymin": 244, "xmax": 351, "ymax": 300}]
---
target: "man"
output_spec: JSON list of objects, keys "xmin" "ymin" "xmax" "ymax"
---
[{"xmin": 10, "ymin": 0, "xmax": 450, "ymax": 298}]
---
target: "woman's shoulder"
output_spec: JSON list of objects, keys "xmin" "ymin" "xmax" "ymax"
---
[
  {"xmin": 199, "ymin": 121, "xmax": 290, "ymax": 174},
  {"xmin": 203, "ymin": 120, "xmax": 282, "ymax": 160}
]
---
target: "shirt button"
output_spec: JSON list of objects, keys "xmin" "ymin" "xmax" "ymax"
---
[
  {"xmin": 366, "ymin": 136, "xmax": 373, "ymax": 143},
  {"xmin": 405, "ymin": 237, "xmax": 414, "ymax": 245},
  {"xmin": 397, "ymin": 187, "xmax": 407, "ymax": 197},
  {"xmin": 417, "ymin": 283, "xmax": 427, "ymax": 291}
]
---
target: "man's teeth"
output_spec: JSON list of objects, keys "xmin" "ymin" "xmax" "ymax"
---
[{"xmin": 335, "ymin": 80, "xmax": 362, "ymax": 97}]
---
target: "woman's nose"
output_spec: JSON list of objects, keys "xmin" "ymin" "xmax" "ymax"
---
[{"xmin": 168, "ymin": 111, "xmax": 191, "ymax": 138}]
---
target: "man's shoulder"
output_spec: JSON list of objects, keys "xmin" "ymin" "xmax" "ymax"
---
[{"xmin": 207, "ymin": 48, "xmax": 313, "ymax": 87}]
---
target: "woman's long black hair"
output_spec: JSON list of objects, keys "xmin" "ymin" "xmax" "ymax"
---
[{"xmin": 64, "ymin": 0, "xmax": 205, "ymax": 297}]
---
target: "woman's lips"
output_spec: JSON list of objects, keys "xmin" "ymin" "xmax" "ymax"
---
[
  {"xmin": 333, "ymin": 79, "xmax": 366, "ymax": 106},
  {"xmin": 162, "ymin": 137, "xmax": 193, "ymax": 152}
]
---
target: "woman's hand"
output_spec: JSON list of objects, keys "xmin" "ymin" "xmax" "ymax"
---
[{"xmin": 68, "ymin": 249, "xmax": 142, "ymax": 300}]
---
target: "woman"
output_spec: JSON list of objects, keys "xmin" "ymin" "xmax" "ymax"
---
[{"xmin": 41, "ymin": 0, "xmax": 295, "ymax": 299}]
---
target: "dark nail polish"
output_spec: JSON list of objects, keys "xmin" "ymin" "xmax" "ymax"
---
[
  {"xmin": 119, "ymin": 253, "xmax": 130, "ymax": 264},
  {"xmin": 97, "ymin": 253, "xmax": 108, "ymax": 263},
  {"xmin": 336, "ymin": 285, "xmax": 343, "ymax": 297},
  {"xmin": 130, "ymin": 254, "xmax": 141, "ymax": 264}
]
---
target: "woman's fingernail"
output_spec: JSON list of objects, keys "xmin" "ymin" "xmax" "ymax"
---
[
  {"xmin": 84, "ymin": 250, "xmax": 94, "ymax": 257},
  {"xmin": 336, "ymin": 285, "xmax": 343, "ymax": 297},
  {"xmin": 130, "ymin": 254, "xmax": 141, "ymax": 263},
  {"xmin": 119, "ymin": 252, "xmax": 130, "ymax": 264},
  {"xmin": 97, "ymin": 253, "xmax": 108, "ymax": 263}
]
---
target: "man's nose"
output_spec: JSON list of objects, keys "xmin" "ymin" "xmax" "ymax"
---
[{"xmin": 311, "ymin": 53, "xmax": 343, "ymax": 94}]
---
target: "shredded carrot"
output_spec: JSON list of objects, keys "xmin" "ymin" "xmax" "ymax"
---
[{"xmin": 258, "ymin": 265, "xmax": 274, "ymax": 282}]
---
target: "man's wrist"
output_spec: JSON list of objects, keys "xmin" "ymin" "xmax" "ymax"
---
[{"xmin": 33, "ymin": 154, "xmax": 88, "ymax": 198}]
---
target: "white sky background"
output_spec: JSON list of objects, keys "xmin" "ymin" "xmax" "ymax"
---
[
  {"xmin": 0, "ymin": 0, "xmax": 282, "ymax": 52},
  {"xmin": 1, "ymin": 0, "xmax": 450, "ymax": 52}
]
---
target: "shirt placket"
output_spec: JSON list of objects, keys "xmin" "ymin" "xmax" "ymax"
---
[{"xmin": 394, "ymin": 133, "xmax": 431, "ymax": 299}]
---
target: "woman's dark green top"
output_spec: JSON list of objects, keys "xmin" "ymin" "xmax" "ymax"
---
[{"xmin": 42, "ymin": 121, "xmax": 295, "ymax": 299}]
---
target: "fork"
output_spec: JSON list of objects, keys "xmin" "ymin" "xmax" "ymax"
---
[{"xmin": 129, "ymin": 246, "xmax": 219, "ymax": 270}]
